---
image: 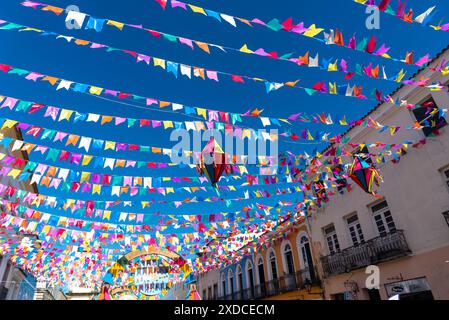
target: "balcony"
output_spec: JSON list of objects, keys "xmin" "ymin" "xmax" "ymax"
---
[
  {"xmin": 320, "ymin": 230, "xmax": 411, "ymax": 278},
  {"xmin": 217, "ymin": 268, "xmax": 321, "ymax": 300}
]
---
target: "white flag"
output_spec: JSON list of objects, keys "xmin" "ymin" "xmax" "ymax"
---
[
  {"xmin": 65, "ymin": 10, "xmax": 86, "ymax": 29},
  {"xmin": 415, "ymin": 6, "xmax": 436, "ymax": 24}
]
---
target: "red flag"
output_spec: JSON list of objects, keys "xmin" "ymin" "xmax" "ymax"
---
[
  {"xmin": 155, "ymin": 0, "xmax": 167, "ymax": 9},
  {"xmin": 231, "ymin": 75, "xmax": 245, "ymax": 83},
  {"xmin": 282, "ymin": 18, "xmax": 294, "ymax": 31},
  {"xmin": 0, "ymin": 64, "xmax": 12, "ymax": 73},
  {"xmin": 344, "ymin": 72, "xmax": 355, "ymax": 80},
  {"xmin": 378, "ymin": 0, "xmax": 391, "ymax": 12},
  {"xmin": 365, "ymin": 36, "xmax": 377, "ymax": 54}
]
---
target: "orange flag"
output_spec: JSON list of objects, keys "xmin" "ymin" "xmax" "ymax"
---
[
  {"xmin": 334, "ymin": 29, "xmax": 344, "ymax": 46},
  {"xmin": 75, "ymin": 39, "xmax": 90, "ymax": 46},
  {"xmin": 195, "ymin": 41, "xmax": 210, "ymax": 54},
  {"xmin": 66, "ymin": 134, "xmax": 80, "ymax": 146},
  {"xmin": 159, "ymin": 101, "xmax": 171, "ymax": 108},
  {"xmin": 284, "ymin": 80, "xmax": 300, "ymax": 87},
  {"xmin": 298, "ymin": 51, "xmax": 309, "ymax": 65},
  {"xmin": 42, "ymin": 76, "xmax": 59, "ymax": 86},
  {"xmin": 42, "ymin": 5, "xmax": 64, "ymax": 15},
  {"xmin": 371, "ymin": 65, "xmax": 379, "ymax": 78},
  {"xmin": 101, "ymin": 116, "xmax": 113, "ymax": 125}
]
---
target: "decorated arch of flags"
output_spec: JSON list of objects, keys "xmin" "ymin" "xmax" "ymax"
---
[{"xmin": 0, "ymin": 0, "xmax": 448, "ymax": 300}]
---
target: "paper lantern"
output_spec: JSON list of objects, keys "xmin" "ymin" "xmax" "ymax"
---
[
  {"xmin": 196, "ymin": 138, "xmax": 233, "ymax": 188},
  {"xmin": 348, "ymin": 156, "xmax": 382, "ymax": 196}
]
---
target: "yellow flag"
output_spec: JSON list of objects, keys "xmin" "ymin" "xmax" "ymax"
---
[
  {"xmin": 82, "ymin": 155, "xmax": 92, "ymax": 166},
  {"xmin": 196, "ymin": 108, "xmax": 207, "ymax": 119},
  {"xmin": 105, "ymin": 141, "xmax": 116, "ymax": 150},
  {"xmin": 188, "ymin": 4, "xmax": 207, "ymax": 15},
  {"xmin": 80, "ymin": 172, "xmax": 91, "ymax": 183},
  {"xmin": 166, "ymin": 187, "xmax": 174, "ymax": 194},
  {"xmin": 59, "ymin": 109, "xmax": 73, "ymax": 121},
  {"xmin": 1, "ymin": 119, "xmax": 17, "ymax": 129},
  {"xmin": 7, "ymin": 169, "xmax": 21, "ymax": 179},
  {"xmin": 328, "ymin": 61, "xmax": 338, "ymax": 72},
  {"xmin": 242, "ymin": 129, "xmax": 252, "ymax": 139},
  {"xmin": 103, "ymin": 211, "xmax": 111, "ymax": 220},
  {"xmin": 163, "ymin": 121, "xmax": 174, "ymax": 129},
  {"xmin": 89, "ymin": 86, "xmax": 103, "ymax": 95},
  {"xmin": 329, "ymin": 82, "xmax": 337, "ymax": 94},
  {"xmin": 153, "ymin": 58, "xmax": 166, "ymax": 69},
  {"xmin": 239, "ymin": 44, "xmax": 253, "ymax": 54},
  {"xmin": 107, "ymin": 20, "xmax": 124, "ymax": 30},
  {"xmin": 441, "ymin": 67, "xmax": 449, "ymax": 76},
  {"xmin": 303, "ymin": 24, "xmax": 324, "ymax": 37}
]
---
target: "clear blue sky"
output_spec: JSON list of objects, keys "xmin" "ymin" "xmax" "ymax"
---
[{"xmin": 0, "ymin": 0, "xmax": 449, "ymax": 271}]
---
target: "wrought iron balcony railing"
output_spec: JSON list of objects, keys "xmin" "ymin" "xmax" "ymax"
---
[
  {"xmin": 216, "ymin": 268, "xmax": 321, "ymax": 300},
  {"xmin": 320, "ymin": 230, "xmax": 411, "ymax": 278}
]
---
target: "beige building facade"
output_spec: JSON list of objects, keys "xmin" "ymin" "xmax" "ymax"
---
[{"xmin": 306, "ymin": 47, "xmax": 449, "ymax": 300}]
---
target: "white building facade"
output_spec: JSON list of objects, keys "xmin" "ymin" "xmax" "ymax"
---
[{"xmin": 307, "ymin": 47, "xmax": 449, "ymax": 300}]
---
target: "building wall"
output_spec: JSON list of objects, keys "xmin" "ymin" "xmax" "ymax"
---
[
  {"xmin": 197, "ymin": 268, "xmax": 220, "ymax": 300},
  {"xmin": 253, "ymin": 225, "xmax": 312, "ymax": 283},
  {"xmin": 320, "ymin": 246, "xmax": 449, "ymax": 300},
  {"xmin": 196, "ymin": 224, "xmax": 323, "ymax": 300},
  {"xmin": 307, "ymin": 49, "xmax": 449, "ymax": 300},
  {"xmin": 219, "ymin": 255, "xmax": 254, "ymax": 297},
  {"xmin": 0, "ymin": 127, "xmax": 39, "ymax": 300}
]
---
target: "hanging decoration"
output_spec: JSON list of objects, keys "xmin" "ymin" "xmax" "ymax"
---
[
  {"xmin": 348, "ymin": 156, "xmax": 383, "ymax": 196},
  {"xmin": 353, "ymin": 1, "xmax": 449, "ymax": 33},
  {"xmin": 148, "ymin": 0, "xmax": 437, "ymax": 67},
  {"xmin": 196, "ymin": 138, "xmax": 234, "ymax": 188},
  {"xmin": 17, "ymin": 5, "xmax": 447, "ymax": 86}
]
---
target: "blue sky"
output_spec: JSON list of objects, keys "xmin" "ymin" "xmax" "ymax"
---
[{"xmin": 1, "ymin": 0, "xmax": 449, "ymax": 267}]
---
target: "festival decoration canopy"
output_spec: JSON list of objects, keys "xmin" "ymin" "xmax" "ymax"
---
[{"xmin": 0, "ymin": 0, "xmax": 448, "ymax": 298}]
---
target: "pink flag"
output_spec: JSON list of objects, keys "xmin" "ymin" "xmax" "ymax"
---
[
  {"xmin": 179, "ymin": 37, "xmax": 194, "ymax": 49},
  {"xmin": 171, "ymin": 0, "xmax": 187, "ymax": 10},
  {"xmin": 206, "ymin": 70, "xmax": 218, "ymax": 81}
]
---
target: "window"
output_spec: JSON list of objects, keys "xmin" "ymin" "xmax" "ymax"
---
[
  {"xmin": 443, "ymin": 167, "xmax": 449, "ymax": 191},
  {"xmin": 257, "ymin": 257, "xmax": 265, "ymax": 285},
  {"xmin": 371, "ymin": 200, "xmax": 397, "ymax": 237},
  {"xmin": 246, "ymin": 261, "xmax": 255, "ymax": 296},
  {"xmin": 268, "ymin": 251, "xmax": 278, "ymax": 280},
  {"xmin": 324, "ymin": 225, "xmax": 340, "ymax": 255},
  {"xmin": 283, "ymin": 244, "xmax": 295, "ymax": 275},
  {"xmin": 366, "ymin": 288, "xmax": 382, "ymax": 301},
  {"xmin": 346, "ymin": 214, "xmax": 365, "ymax": 246},
  {"xmin": 207, "ymin": 287, "xmax": 212, "ymax": 300},
  {"xmin": 299, "ymin": 235, "xmax": 311, "ymax": 267},
  {"xmin": 213, "ymin": 283, "xmax": 218, "ymax": 299},
  {"xmin": 331, "ymin": 293, "xmax": 345, "ymax": 300},
  {"xmin": 412, "ymin": 98, "xmax": 447, "ymax": 137},
  {"xmin": 228, "ymin": 270, "xmax": 234, "ymax": 296},
  {"xmin": 236, "ymin": 266, "xmax": 243, "ymax": 292},
  {"xmin": 221, "ymin": 274, "xmax": 226, "ymax": 297},
  {"xmin": 442, "ymin": 211, "xmax": 449, "ymax": 228}
]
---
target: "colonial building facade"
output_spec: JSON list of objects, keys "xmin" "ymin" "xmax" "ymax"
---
[
  {"xmin": 306, "ymin": 47, "xmax": 449, "ymax": 300},
  {"xmin": 198, "ymin": 225, "xmax": 323, "ymax": 300},
  {"xmin": 197, "ymin": 47, "xmax": 449, "ymax": 300}
]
